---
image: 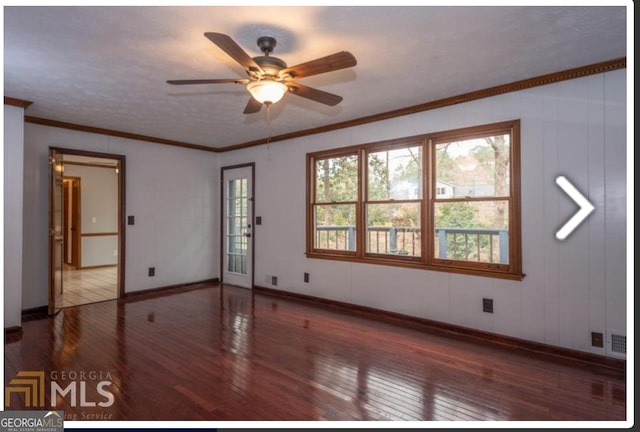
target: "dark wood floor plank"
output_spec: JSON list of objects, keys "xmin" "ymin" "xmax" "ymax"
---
[{"xmin": 4, "ymin": 283, "xmax": 626, "ymax": 422}]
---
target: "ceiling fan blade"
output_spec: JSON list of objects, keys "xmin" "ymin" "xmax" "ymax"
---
[
  {"xmin": 166, "ymin": 78, "xmax": 249, "ymax": 85},
  {"xmin": 285, "ymin": 82, "xmax": 343, "ymax": 106},
  {"xmin": 243, "ymin": 97, "xmax": 263, "ymax": 114},
  {"xmin": 279, "ymin": 51, "xmax": 356, "ymax": 79},
  {"xmin": 204, "ymin": 32, "xmax": 264, "ymax": 74}
]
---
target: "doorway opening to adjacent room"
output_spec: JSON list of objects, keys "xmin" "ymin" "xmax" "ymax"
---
[{"xmin": 49, "ymin": 148, "xmax": 125, "ymax": 313}]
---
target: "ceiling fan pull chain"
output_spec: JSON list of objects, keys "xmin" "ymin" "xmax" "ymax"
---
[{"xmin": 266, "ymin": 103, "xmax": 272, "ymax": 145}]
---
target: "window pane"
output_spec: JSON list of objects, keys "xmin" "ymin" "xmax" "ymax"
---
[
  {"xmin": 366, "ymin": 203, "xmax": 421, "ymax": 256},
  {"xmin": 368, "ymin": 146, "xmax": 422, "ymax": 201},
  {"xmin": 434, "ymin": 201, "xmax": 509, "ymax": 264},
  {"xmin": 315, "ymin": 155, "xmax": 358, "ymax": 203},
  {"xmin": 314, "ymin": 204, "xmax": 357, "ymax": 251},
  {"xmin": 435, "ymin": 134, "xmax": 510, "ymax": 198},
  {"xmin": 227, "ymin": 177, "xmax": 248, "ymax": 275}
]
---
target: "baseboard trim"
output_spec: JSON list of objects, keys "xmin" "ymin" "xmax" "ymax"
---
[
  {"xmin": 3, "ymin": 307, "xmax": 50, "ymax": 339},
  {"xmin": 78, "ymin": 264, "xmax": 118, "ymax": 270},
  {"xmin": 22, "ymin": 305, "xmax": 49, "ymax": 319},
  {"xmin": 254, "ymin": 285, "xmax": 625, "ymax": 374},
  {"xmin": 4, "ymin": 326, "xmax": 23, "ymax": 336},
  {"xmin": 15, "ymin": 280, "xmax": 221, "ymax": 317},
  {"xmin": 122, "ymin": 278, "xmax": 220, "ymax": 302}
]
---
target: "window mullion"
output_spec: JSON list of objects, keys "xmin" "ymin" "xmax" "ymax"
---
[
  {"xmin": 357, "ymin": 148, "xmax": 366, "ymax": 257},
  {"xmin": 424, "ymin": 137, "xmax": 432, "ymax": 264}
]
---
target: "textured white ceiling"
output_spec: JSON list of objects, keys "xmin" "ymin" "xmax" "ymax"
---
[{"xmin": 3, "ymin": 5, "xmax": 628, "ymax": 149}]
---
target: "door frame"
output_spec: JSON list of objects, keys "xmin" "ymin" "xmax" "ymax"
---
[
  {"xmin": 63, "ymin": 176, "xmax": 81, "ymax": 268},
  {"xmin": 49, "ymin": 147, "xmax": 126, "ymax": 311},
  {"xmin": 220, "ymin": 163, "xmax": 255, "ymax": 289}
]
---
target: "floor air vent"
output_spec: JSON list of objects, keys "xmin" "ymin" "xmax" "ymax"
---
[
  {"xmin": 608, "ymin": 331, "xmax": 626, "ymax": 358},
  {"xmin": 611, "ymin": 334, "xmax": 626, "ymax": 354}
]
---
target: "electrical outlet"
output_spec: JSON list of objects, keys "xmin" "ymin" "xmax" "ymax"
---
[
  {"xmin": 482, "ymin": 298, "xmax": 493, "ymax": 313},
  {"xmin": 591, "ymin": 332, "xmax": 604, "ymax": 348},
  {"xmin": 148, "ymin": 267, "xmax": 155, "ymax": 277},
  {"xmin": 271, "ymin": 276, "xmax": 278, "ymax": 286},
  {"xmin": 304, "ymin": 272, "xmax": 309, "ymax": 283}
]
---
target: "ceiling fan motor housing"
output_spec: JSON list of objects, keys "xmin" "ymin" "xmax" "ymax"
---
[{"xmin": 253, "ymin": 56, "xmax": 287, "ymax": 78}]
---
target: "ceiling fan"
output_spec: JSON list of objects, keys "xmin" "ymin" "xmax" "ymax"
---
[{"xmin": 167, "ymin": 32, "xmax": 357, "ymax": 114}]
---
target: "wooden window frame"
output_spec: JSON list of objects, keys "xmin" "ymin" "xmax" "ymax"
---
[
  {"xmin": 308, "ymin": 149, "xmax": 360, "ymax": 257},
  {"xmin": 306, "ymin": 120, "xmax": 524, "ymax": 281},
  {"xmin": 363, "ymin": 141, "xmax": 424, "ymax": 262}
]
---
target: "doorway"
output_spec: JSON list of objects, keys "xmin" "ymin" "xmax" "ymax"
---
[
  {"xmin": 49, "ymin": 148, "xmax": 126, "ymax": 314},
  {"xmin": 221, "ymin": 164, "xmax": 254, "ymax": 289}
]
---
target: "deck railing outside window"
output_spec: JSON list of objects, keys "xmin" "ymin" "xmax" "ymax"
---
[{"xmin": 315, "ymin": 226, "xmax": 508, "ymax": 264}]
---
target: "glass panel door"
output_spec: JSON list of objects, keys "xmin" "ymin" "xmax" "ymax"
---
[{"xmin": 222, "ymin": 165, "xmax": 253, "ymax": 288}]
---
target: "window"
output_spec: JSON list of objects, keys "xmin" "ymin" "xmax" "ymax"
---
[
  {"xmin": 312, "ymin": 152, "xmax": 358, "ymax": 253},
  {"xmin": 307, "ymin": 120, "xmax": 522, "ymax": 280},
  {"xmin": 366, "ymin": 145, "xmax": 423, "ymax": 258}
]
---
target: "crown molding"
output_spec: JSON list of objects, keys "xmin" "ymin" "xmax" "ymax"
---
[
  {"xmin": 219, "ymin": 57, "xmax": 626, "ymax": 152},
  {"xmin": 19, "ymin": 57, "xmax": 625, "ymax": 154},
  {"xmin": 24, "ymin": 116, "xmax": 219, "ymax": 153},
  {"xmin": 4, "ymin": 97, "xmax": 34, "ymax": 108}
]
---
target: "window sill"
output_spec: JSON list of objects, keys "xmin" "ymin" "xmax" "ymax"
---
[{"xmin": 305, "ymin": 252, "xmax": 526, "ymax": 281}]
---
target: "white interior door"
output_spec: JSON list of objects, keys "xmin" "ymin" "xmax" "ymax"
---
[{"xmin": 222, "ymin": 165, "xmax": 253, "ymax": 289}]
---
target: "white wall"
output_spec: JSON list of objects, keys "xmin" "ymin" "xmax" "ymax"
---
[
  {"xmin": 22, "ymin": 124, "xmax": 220, "ymax": 309},
  {"xmin": 221, "ymin": 69, "xmax": 627, "ymax": 357},
  {"xmin": 12, "ymin": 69, "xmax": 626, "ymax": 357},
  {"xmin": 64, "ymin": 164, "xmax": 119, "ymax": 267},
  {"xmin": 3, "ymin": 105, "xmax": 25, "ymax": 328}
]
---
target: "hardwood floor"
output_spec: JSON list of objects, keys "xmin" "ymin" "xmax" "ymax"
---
[{"xmin": 4, "ymin": 283, "xmax": 626, "ymax": 423}]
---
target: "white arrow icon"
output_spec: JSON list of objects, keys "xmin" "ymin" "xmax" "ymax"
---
[{"xmin": 555, "ymin": 176, "xmax": 595, "ymax": 240}]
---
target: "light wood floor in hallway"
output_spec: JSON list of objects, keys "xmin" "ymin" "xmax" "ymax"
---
[
  {"xmin": 4, "ymin": 283, "xmax": 627, "ymax": 423},
  {"xmin": 62, "ymin": 265, "xmax": 117, "ymax": 307}
]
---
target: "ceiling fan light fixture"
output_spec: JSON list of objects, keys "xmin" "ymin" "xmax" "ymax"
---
[
  {"xmin": 167, "ymin": 33, "xmax": 356, "ymax": 113},
  {"xmin": 246, "ymin": 80, "xmax": 288, "ymax": 105}
]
